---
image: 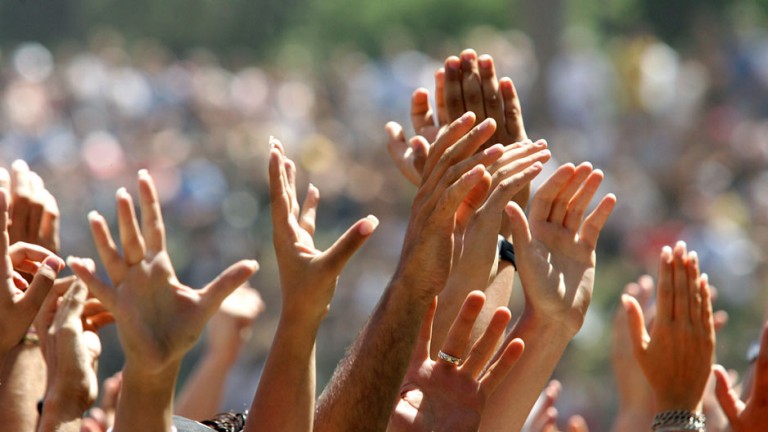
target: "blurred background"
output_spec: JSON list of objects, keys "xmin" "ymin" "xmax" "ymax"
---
[{"xmin": 2, "ymin": 0, "xmax": 768, "ymax": 429}]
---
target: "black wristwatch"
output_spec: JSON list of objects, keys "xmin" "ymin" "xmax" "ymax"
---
[{"xmin": 497, "ymin": 235, "xmax": 516, "ymax": 270}]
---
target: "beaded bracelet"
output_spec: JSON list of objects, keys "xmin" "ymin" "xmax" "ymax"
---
[{"xmin": 652, "ymin": 410, "xmax": 706, "ymax": 431}]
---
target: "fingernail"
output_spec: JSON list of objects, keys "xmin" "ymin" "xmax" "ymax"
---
[
  {"xmin": 87, "ymin": 210, "xmax": 100, "ymax": 222},
  {"xmin": 44, "ymin": 255, "xmax": 63, "ymax": 272},
  {"xmin": 269, "ymin": 135, "xmax": 278, "ymax": 147},
  {"xmin": 478, "ymin": 118, "xmax": 495, "ymax": 131},
  {"xmin": 446, "ymin": 57, "xmax": 460, "ymax": 70},
  {"xmin": 483, "ymin": 144, "xmax": 504, "ymax": 157},
  {"xmin": 535, "ymin": 139, "xmax": 547, "ymax": 147},
  {"xmin": 359, "ymin": 215, "xmax": 379, "ymax": 236},
  {"xmin": 11, "ymin": 159, "xmax": 29, "ymax": 171},
  {"xmin": 138, "ymin": 169, "xmax": 149, "ymax": 178},
  {"xmin": 116, "ymin": 187, "xmax": 128, "ymax": 199},
  {"xmin": 247, "ymin": 260, "xmax": 260, "ymax": 272},
  {"xmin": 478, "ymin": 56, "xmax": 492, "ymax": 69},
  {"xmin": 460, "ymin": 112, "xmax": 475, "ymax": 124}
]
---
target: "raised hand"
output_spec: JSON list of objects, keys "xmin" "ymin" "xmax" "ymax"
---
[
  {"xmin": 0, "ymin": 188, "xmax": 63, "ymax": 364},
  {"xmin": 610, "ymin": 276, "xmax": 656, "ymax": 432},
  {"xmin": 431, "ymin": 140, "xmax": 550, "ymax": 353},
  {"xmin": 623, "ymin": 242, "xmax": 715, "ymax": 412},
  {"xmin": 386, "ymin": 51, "xmax": 529, "ymax": 204},
  {"xmin": 38, "ymin": 280, "xmax": 102, "ymax": 432},
  {"xmin": 268, "ymin": 138, "xmax": 378, "ymax": 322},
  {"xmin": 525, "ymin": 380, "xmax": 561, "ymax": 432},
  {"xmin": 481, "ymin": 162, "xmax": 615, "ymax": 432},
  {"xmin": 509, "ymin": 162, "xmax": 616, "ymax": 334},
  {"xmin": 388, "ymin": 291, "xmax": 524, "ymax": 432},
  {"xmin": 316, "ymin": 112, "xmax": 505, "ymax": 431},
  {"xmin": 206, "ymin": 284, "xmax": 264, "ymax": 365},
  {"xmin": 1, "ymin": 160, "xmax": 60, "ymax": 253},
  {"xmin": 714, "ymin": 321, "xmax": 768, "ymax": 431},
  {"xmin": 68, "ymin": 170, "xmax": 258, "ymax": 432},
  {"xmin": 246, "ymin": 138, "xmax": 378, "ymax": 432}
]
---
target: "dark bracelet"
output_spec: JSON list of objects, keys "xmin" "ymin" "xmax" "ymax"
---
[
  {"xmin": 652, "ymin": 410, "xmax": 705, "ymax": 431},
  {"xmin": 497, "ymin": 235, "xmax": 516, "ymax": 270}
]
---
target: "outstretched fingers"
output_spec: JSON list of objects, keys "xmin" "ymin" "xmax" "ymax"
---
[
  {"xmin": 115, "ymin": 187, "xmax": 145, "ymax": 265},
  {"xmin": 320, "ymin": 215, "xmax": 379, "ymax": 274},
  {"xmin": 200, "ymin": 260, "xmax": 260, "ymax": 313},
  {"xmin": 410, "ymin": 87, "xmax": 436, "ymax": 135},
  {"xmin": 439, "ymin": 291, "xmax": 486, "ymax": 364},
  {"xmin": 622, "ymin": 293, "xmax": 650, "ymax": 357},
  {"xmin": 461, "ymin": 306, "xmax": 512, "ymax": 377},
  {"xmin": 138, "ymin": 170, "xmax": 166, "ymax": 254},
  {"xmin": 88, "ymin": 211, "xmax": 126, "ymax": 285},
  {"xmin": 480, "ymin": 337, "xmax": 525, "ymax": 395},
  {"xmin": 576, "ymin": 193, "xmax": 616, "ymax": 251},
  {"xmin": 713, "ymin": 364, "xmax": 745, "ymax": 425},
  {"xmin": 68, "ymin": 256, "xmax": 116, "ymax": 311}
]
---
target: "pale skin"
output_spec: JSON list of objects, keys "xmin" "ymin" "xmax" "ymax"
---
[
  {"xmin": 623, "ymin": 242, "xmax": 715, "ymax": 413},
  {"xmin": 246, "ymin": 138, "xmax": 377, "ymax": 432},
  {"xmin": 68, "ymin": 170, "xmax": 258, "ymax": 432},
  {"xmin": 388, "ymin": 291, "xmax": 525, "ymax": 432},
  {"xmin": 480, "ymin": 163, "xmax": 616, "ymax": 432},
  {"xmin": 315, "ymin": 112, "xmax": 502, "ymax": 431}
]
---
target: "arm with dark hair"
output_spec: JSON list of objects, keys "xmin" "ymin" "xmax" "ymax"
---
[{"xmin": 315, "ymin": 112, "xmax": 506, "ymax": 431}]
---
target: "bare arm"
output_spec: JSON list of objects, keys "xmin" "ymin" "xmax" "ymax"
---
[
  {"xmin": 245, "ymin": 139, "xmax": 377, "ymax": 432},
  {"xmin": 315, "ymin": 112, "xmax": 502, "ymax": 431},
  {"xmin": 69, "ymin": 170, "xmax": 257, "ymax": 432},
  {"xmin": 481, "ymin": 163, "xmax": 616, "ymax": 431},
  {"xmin": 175, "ymin": 286, "xmax": 264, "ymax": 420}
]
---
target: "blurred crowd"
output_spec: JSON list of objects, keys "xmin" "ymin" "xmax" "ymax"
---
[{"xmin": 3, "ymin": 19, "xmax": 768, "ymax": 429}]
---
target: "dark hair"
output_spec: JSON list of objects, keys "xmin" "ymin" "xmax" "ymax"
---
[{"xmin": 200, "ymin": 411, "xmax": 247, "ymax": 432}]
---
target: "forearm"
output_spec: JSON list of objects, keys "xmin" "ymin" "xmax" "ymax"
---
[
  {"xmin": 175, "ymin": 353, "xmax": 234, "ymax": 420},
  {"xmin": 315, "ymin": 281, "xmax": 432, "ymax": 432},
  {"xmin": 114, "ymin": 362, "xmax": 180, "ymax": 432},
  {"xmin": 473, "ymin": 261, "xmax": 515, "ymax": 343},
  {"xmin": 0, "ymin": 343, "xmax": 47, "ymax": 432},
  {"xmin": 246, "ymin": 314, "xmax": 321, "ymax": 432},
  {"xmin": 480, "ymin": 311, "xmax": 573, "ymax": 432}
]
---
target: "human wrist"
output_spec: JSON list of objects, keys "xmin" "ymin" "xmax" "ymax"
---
[
  {"xmin": 517, "ymin": 307, "xmax": 580, "ymax": 341},
  {"xmin": 41, "ymin": 392, "xmax": 89, "ymax": 426}
]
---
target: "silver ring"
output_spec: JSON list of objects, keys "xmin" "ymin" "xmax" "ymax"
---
[{"xmin": 437, "ymin": 350, "xmax": 462, "ymax": 366}]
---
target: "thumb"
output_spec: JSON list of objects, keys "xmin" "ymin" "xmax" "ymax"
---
[
  {"xmin": 202, "ymin": 260, "xmax": 259, "ymax": 312},
  {"xmin": 68, "ymin": 256, "xmax": 115, "ymax": 312},
  {"xmin": 504, "ymin": 202, "xmax": 532, "ymax": 248},
  {"xmin": 713, "ymin": 364, "xmax": 744, "ymax": 425},
  {"xmin": 18, "ymin": 255, "xmax": 63, "ymax": 316},
  {"xmin": 622, "ymin": 294, "xmax": 649, "ymax": 356},
  {"xmin": 321, "ymin": 215, "xmax": 379, "ymax": 273}
]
